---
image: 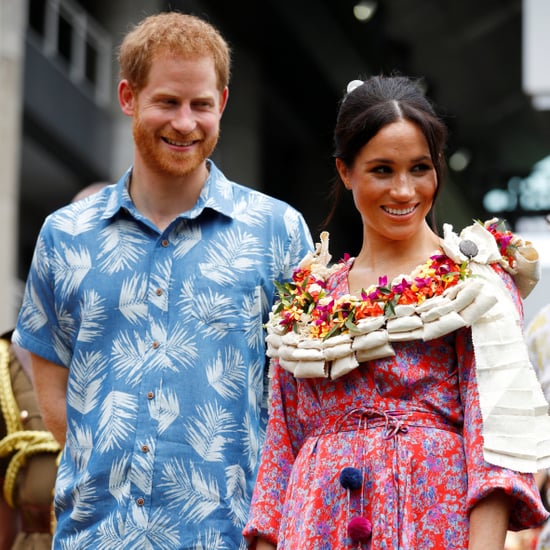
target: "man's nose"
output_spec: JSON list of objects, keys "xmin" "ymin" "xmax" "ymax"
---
[{"xmin": 171, "ymin": 104, "xmax": 196, "ymax": 134}]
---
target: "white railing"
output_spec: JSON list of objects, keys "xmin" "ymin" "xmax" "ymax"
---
[{"xmin": 28, "ymin": 0, "xmax": 112, "ymax": 107}]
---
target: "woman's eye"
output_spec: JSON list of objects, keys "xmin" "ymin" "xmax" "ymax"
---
[
  {"xmin": 412, "ymin": 163, "xmax": 431, "ymax": 172},
  {"xmin": 373, "ymin": 165, "xmax": 391, "ymax": 174}
]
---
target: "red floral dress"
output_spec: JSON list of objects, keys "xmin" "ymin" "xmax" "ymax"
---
[{"xmin": 243, "ymin": 260, "xmax": 548, "ymax": 549}]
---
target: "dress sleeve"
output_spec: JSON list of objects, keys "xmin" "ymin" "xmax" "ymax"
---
[
  {"xmin": 243, "ymin": 359, "xmax": 304, "ymax": 544},
  {"xmin": 458, "ymin": 265, "xmax": 549, "ymax": 530}
]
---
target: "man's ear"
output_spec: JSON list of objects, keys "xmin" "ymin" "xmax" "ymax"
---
[
  {"xmin": 219, "ymin": 86, "xmax": 229, "ymax": 115},
  {"xmin": 118, "ymin": 80, "xmax": 136, "ymax": 116}
]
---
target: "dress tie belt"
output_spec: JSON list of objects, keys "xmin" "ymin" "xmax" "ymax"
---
[{"xmin": 311, "ymin": 408, "xmax": 461, "ymax": 440}]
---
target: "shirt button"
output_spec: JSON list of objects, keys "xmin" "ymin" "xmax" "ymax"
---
[
  {"xmin": 147, "ymin": 391, "xmax": 154, "ymax": 399},
  {"xmin": 161, "ymin": 239, "xmax": 169, "ymax": 247},
  {"xmin": 155, "ymin": 288, "xmax": 163, "ymax": 296},
  {"xmin": 152, "ymin": 341, "xmax": 160, "ymax": 349},
  {"xmin": 141, "ymin": 445, "xmax": 150, "ymax": 453},
  {"xmin": 136, "ymin": 497, "xmax": 145, "ymax": 506}
]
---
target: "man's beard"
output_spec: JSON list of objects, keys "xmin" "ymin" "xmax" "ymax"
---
[{"xmin": 133, "ymin": 116, "xmax": 219, "ymax": 178}]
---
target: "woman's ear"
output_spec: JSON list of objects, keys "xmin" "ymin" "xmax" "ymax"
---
[{"xmin": 335, "ymin": 158, "xmax": 351, "ymax": 189}]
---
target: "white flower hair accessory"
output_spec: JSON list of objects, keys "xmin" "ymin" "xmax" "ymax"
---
[{"xmin": 346, "ymin": 80, "xmax": 363, "ymax": 94}]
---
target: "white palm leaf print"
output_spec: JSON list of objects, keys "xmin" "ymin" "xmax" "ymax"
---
[
  {"xmin": 206, "ymin": 347, "xmax": 246, "ymax": 400},
  {"xmin": 163, "ymin": 322, "xmax": 200, "ymax": 371},
  {"xmin": 110, "ymin": 331, "xmax": 149, "ymax": 386},
  {"xmin": 184, "ymin": 402, "xmax": 237, "ymax": 462},
  {"xmin": 244, "ymin": 358, "xmax": 267, "ymax": 471},
  {"xmin": 96, "ymin": 512, "xmax": 125, "ymax": 548},
  {"xmin": 118, "ymin": 275, "xmax": 149, "ymax": 324},
  {"xmin": 129, "ymin": 442, "xmax": 154, "ymax": 494},
  {"xmin": 241, "ymin": 289, "xmax": 265, "ymax": 350},
  {"xmin": 96, "ymin": 391, "xmax": 138, "ymax": 452},
  {"xmin": 284, "ymin": 209, "xmax": 312, "ymax": 272},
  {"xmin": 149, "ymin": 387, "xmax": 180, "ymax": 434},
  {"xmin": 53, "ymin": 305, "xmax": 78, "ymax": 364},
  {"xmin": 230, "ymin": 193, "xmax": 273, "ymax": 225},
  {"xmin": 52, "ymin": 244, "xmax": 91, "ymax": 297},
  {"xmin": 108, "ymin": 455, "xmax": 131, "ymax": 503},
  {"xmin": 77, "ymin": 289, "xmax": 108, "ymax": 342},
  {"xmin": 241, "ymin": 410, "xmax": 263, "ymax": 473},
  {"xmin": 69, "ymin": 471, "xmax": 97, "ymax": 522},
  {"xmin": 225, "ymin": 464, "xmax": 248, "ymax": 525},
  {"xmin": 52, "ymin": 326, "xmax": 74, "ymax": 367},
  {"xmin": 53, "ymin": 455, "xmax": 72, "ymax": 509},
  {"xmin": 52, "ymin": 202, "xmax": 103, "ymax": 236},
  {"xmin": 179, "ymin": 285, "xmax": 240, "ymax": 337},
  {"xmin": 173, "ymin": 223, "xmax": 201, "ymax": 259},
  {"xmin": 283, "ymin": 206, "xmax": 305, "ymax": 239},
  {"xmin": 20, "ymin": 284, "xmax": 48, "ymax": 332},
  {"xmin": 160, "ymin": 459, "xmax": 220, "ymax": 522},
  {"xmin": 67, "ymin": 423, "xmax": 94, "ymax": 472},
  {"xmin": 192, "ymin": 529, "xmax": 228, "ymax": 550},
  {"xmin": 247, "ymin": 356, "xmax": 265, "ymax": 413},
  {"xmin": 67, "ymin": 350, "xmax": 108, "ymax": 414},
  {"xmin": 97, "ymin": 221, "xmax": 148, "ymax": 274},
  {"xmin": 199, "ymin": 228, "xmax": 262, "ymax": 285},
  {"xmin": 59, "ymin": 530, "xmax": 95, "ymax": 550},
  {"xmin": 33, "ymin": 235, "xmax": 51, "ymax": 283},
  {"xmin": 125, "ymin": 506, "xmax": 180, "ymax": 548},
  {"xmin": 268, "ymin": 234, "xmax": 290, "ymax": 280}
]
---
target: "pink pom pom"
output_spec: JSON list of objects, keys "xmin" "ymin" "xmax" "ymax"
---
[{"xmin": 347, "ymin": 516, "xmax": 372, "ymax": 543}]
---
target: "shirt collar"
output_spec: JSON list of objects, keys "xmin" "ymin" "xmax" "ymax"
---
[{"xmin": 101, "ymin": 161, "xmax": 237, "ymax": 221}]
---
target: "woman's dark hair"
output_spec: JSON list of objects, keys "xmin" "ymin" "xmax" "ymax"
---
[{"xmin": 325, "ymin": 75, "xmax": 448, "ymax": 230}]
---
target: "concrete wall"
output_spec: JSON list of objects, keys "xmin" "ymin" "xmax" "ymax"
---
[{"xmin": 0, "ymin": 0, "xmax": 27, "ymax": 333}]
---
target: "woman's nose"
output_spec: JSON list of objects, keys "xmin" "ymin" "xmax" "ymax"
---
[{"xmin": 390, "ymin": 173, "xmax": 415, "ymax": 200}]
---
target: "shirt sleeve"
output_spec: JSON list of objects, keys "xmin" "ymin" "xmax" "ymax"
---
[{"xmin": 13, "ymin": 221, "xmax": 72, "ymax": 367}]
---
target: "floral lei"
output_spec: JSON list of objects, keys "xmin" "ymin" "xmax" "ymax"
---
[{"xmin": 272, "ymin": 219, "xmax": 519, "ymax": 341}]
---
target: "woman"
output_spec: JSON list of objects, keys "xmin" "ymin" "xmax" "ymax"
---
[{"xmin": 243, "ymin": 75, "xmax": 549, "ymax": 549}]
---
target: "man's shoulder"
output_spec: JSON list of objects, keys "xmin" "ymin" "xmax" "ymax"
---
[
  {"xmin": 210, "ymin": 162, "xmax": 298, "ymax": 209},
  {"xmin": 226, "ymin": 178, "xmax": 300, "ymax": 213},
  {"xmin": 40, "ymin": 187, "xmax": 114, "ymax": 234}
]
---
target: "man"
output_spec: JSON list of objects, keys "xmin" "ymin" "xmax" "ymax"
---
[{"xmin": 13, "ymin": 12, "xmax": 312, "ymax": 549}]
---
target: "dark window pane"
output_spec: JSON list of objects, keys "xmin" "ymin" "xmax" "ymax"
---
[
  {"xmin": 57, "ymin": 9, "xmax": 73, "ymax": 65},
  {"xmin": 85, "ymin": 40, "xmax": 98, "ymax": 85},
  {"xmin": 28, "ymin": 0, "xmax": 46, "ymax": 36}
]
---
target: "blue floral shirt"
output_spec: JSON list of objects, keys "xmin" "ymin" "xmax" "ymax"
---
[{"xmin": 14, "ymin": 160, "xmax": 313, "ymax": 549}]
